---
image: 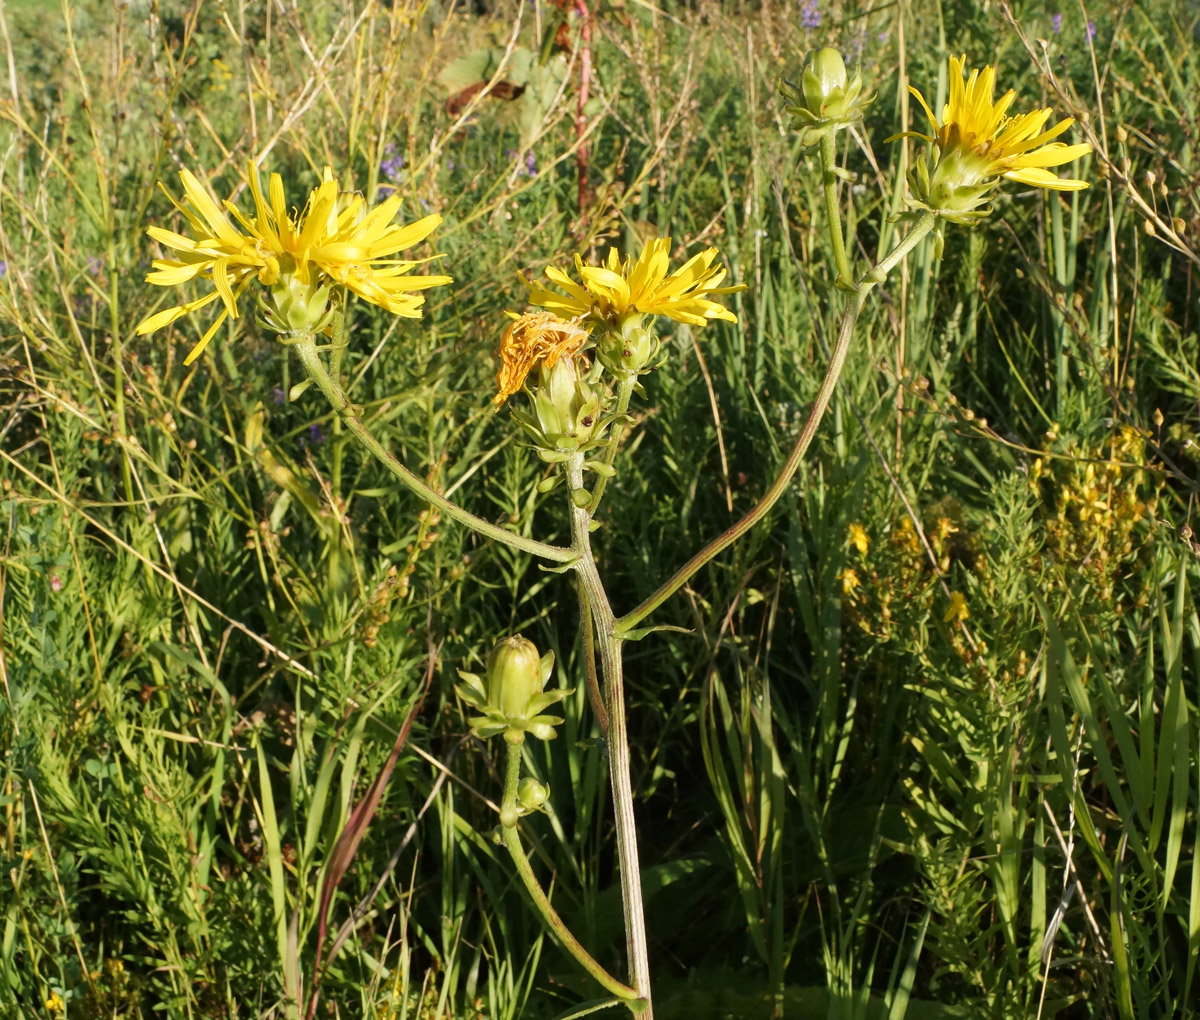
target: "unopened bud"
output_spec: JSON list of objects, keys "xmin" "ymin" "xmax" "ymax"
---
[
  {"xmin": 598, "ymin": 314, "xmax": 659, "ymax": 377},
  {"xmin": 486, "ymin": 636, "xmax": 544, "ymax": 722},
  {"xmin": 780, "ymin": 47, "xmax": 873, "ymax": 145},
  {"xmin": 518, "ymin": 777, "xmax": 549, "ymax": 813},
  {"xmin": 803, "ymin": 48, "xmax": 848, "ymax": 113}
]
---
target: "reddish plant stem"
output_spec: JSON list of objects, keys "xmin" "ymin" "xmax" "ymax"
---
[{"xmin": 575, "ymin": 0, "xmax": 593, "ymax": 215}]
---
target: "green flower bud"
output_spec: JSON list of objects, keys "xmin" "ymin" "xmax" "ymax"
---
[
  {"xmin": 532, "ymin": 355, "xmax": 602, "ymax": 448},
  {"xmin": 781, "ymin": 48, "xmax": 874, "ymax": 146},
  {"xmin": 457, "ymin": 635, "xmax": 571, "ymax": 743},
  {"xmin": 517, "ymin": 777, "xmax": 549, "ymax": 813},
  {"xmin": 486, "ymin": 636, "xmax": 544, "ymax": 721},
  {"xmin": 597, "ymin": 314, "xmax": 660, "ymax": 377},
  {"xmin": 803, "ymin": 48, "xmax": 848, "ymax": 112}
]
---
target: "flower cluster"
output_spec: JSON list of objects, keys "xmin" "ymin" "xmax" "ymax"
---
[
  {"xmin": 1034, "ymin": 425, "xmax": 1160, "ymax": 610},
  {"xmin": 488, "ymin": 237, "xmax": 742, "ymax": 465}
]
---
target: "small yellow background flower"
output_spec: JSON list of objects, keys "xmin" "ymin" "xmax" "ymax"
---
[
  {"xmin": 943, "ymin": 591, "xmax": 970, "ymax": 623},
  {"xmin": 137, "ymin": 163, "xmax": 451, "ymax": 363},
  {"xmin": 848, "ymin": 522, "xmax": 870, "ymax": 555}
]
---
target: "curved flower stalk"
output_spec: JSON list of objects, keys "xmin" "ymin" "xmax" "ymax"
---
[{"xmin": 136, "ymin": 163, "xmax": 451, "ymax": 362}]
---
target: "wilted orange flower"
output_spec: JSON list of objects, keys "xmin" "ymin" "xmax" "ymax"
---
[{"xmin": 494, "ymin": 311, "xmax": 589, "ymax": 408}]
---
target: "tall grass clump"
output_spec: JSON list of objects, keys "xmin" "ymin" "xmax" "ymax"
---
[{"xmin": 1, "ymin": 1, "xmax": 1197, "ymax": 1019}]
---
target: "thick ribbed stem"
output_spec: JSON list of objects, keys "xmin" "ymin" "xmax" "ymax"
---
[{"xmin": 566, "ymin": 453, "xmax": 653, "ymax": 1017}]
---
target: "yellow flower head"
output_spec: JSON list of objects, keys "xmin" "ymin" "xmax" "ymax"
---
[
  {"xmin": 494, "ymin": 311, "xmax": 589, "ymax": 409},
  {"xmin": 45, "ymin": 993, "xmax": 65, "ymax": 1013},
  {"xmin": 943, "ymin": 591, "xmax": 970, "ymax": 624},
  {"xmin": 526, "ymin": 237, "xmax": 741, "ymax": 330},
  {"xmin": 848, "ymin": 522, "xmax": 870, "ymax": 556},
  {"xmin": 837, "ymin": 567, "xmax": 861, "ymax": 597},
  {"xmin": 137, "ymin": 163, "xmax": 452, "ymax": 363},
  {"xmin": 905, "ymin": 55, "xmax": 1092, "ymax": 195}
]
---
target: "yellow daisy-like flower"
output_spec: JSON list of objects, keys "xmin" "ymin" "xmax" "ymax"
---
[
  {"xmin": 494, "ymin": 311, "xmax": 590, "ymax": 409},
  {"xmin": 526, "ymin": 238, "xmax": 741, "ymax": 329},
  {"xmin": 905, "ymin": 54, "xmax": 1092, "ymax": 194},
  {"xmin": 136, "ymin": 163, "xmax": 452, "ymax": 364}
]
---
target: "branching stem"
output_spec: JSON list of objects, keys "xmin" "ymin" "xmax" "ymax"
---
[
  {"xmin": 500, "ymin": 743, "xmax": 644, "ymax": 1008},
  {"xmin": 616, "ymin": 212, "xmax": 937, "ymax": 633},
  {"xmin": 293, "ymin": 338, "xmax": 574, "ymax": 564}
]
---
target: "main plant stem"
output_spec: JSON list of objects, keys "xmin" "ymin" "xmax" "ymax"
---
[
  {"xmin": 617, "ymin": 212, "xmax": 936, "ymax": 633},
  {"xmin": 567, "ymin": 453, "xmax": 653, "ymax": 1017},
  {"xmin": 819, "ymin": 129, "xmax": 854, "ymax": 288}
]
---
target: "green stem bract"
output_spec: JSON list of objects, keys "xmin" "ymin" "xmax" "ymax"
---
[
  {"xmin": 587, "ymin": 373, "xmax": 637, "ymax": 515},
  {"xmin": 616, "ymin": 212, "xmax": 937, "ymax": 633},
  {"xmin": 292, "ymin": 337, "xmax": 574, "ymax": 563},
  {"xmin": 500, "ymin": 743, "xmax": 643, "ymax": 1007},
  {"xmin": 819, "ymin": 129, "xmax": 854, "ymax": 287},
  {"xmin": 566, "ymin": 453, "xmax": 654, "ymax": 1016}
]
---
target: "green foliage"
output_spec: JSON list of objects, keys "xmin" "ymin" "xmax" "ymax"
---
[{"xmin": 1, "ymin": 0, "xmax": 1198, "ymax": 1018}]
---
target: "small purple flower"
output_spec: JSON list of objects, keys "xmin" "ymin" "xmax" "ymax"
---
[
  {"xmin": 506, "ymin": 149, "xmax": 539, "ymax": 177},
  {"xmin": 1086, "ymin": 20, "xmax": 1096, "ymax": 41},
  {"xmin": 85, "ymin": 255, "xmax": 103, "ymax": 276},
  {"xmin": 272, "ymin": 387, "xmax": 286, "ymax": 405},
  {"xmin": 378, "ymin": 185, "xmax": 396, "ymax": 199},
  {"xmin": 380, "ymin": 142, "xmax": 406, "ymax": 184},
  {"xmin": 300, "ymin": 423, "xmax": 326, "ymax": 448},
  {"xmin": 0, "ymin": 261, "xmax": 7, "ymax": 278},
  {"xmin": 447, "ymin": 158, "xmax": 457, "ymax": 171},
  {"xmin": 1051, "ymin": 12, "xmax": 1062, "ymax": 33},
  {"xmin": 800, "ymin": 0, "xmax": 821, "ymax": 29}
]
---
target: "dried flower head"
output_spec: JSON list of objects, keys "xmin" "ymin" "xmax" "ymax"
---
[{"xmin": 494, "ymin": 311, "xmax": 589, "ymax": 408}]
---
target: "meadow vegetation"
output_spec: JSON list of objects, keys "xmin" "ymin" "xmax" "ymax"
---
[{"xmin": 1, "ymin": 0, "xmax": 1198, "ymax": 1018}]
